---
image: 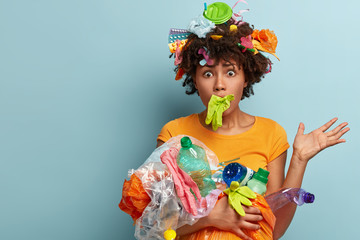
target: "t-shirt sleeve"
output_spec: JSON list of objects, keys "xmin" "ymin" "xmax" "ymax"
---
[
  {"xmin": 157, "ymin": 120, "xmax": 177, "ymax": 143},
  {"xmin": 269, "ymin": 122, "xmax": 290, "ymax": 162}
]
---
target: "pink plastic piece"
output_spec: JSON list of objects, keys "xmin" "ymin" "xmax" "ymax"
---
[
  {"xmin": 174, "ymin": 40, "xmax": 183, "ymax": 65},
  {"xmin": 160, "ymin": 147, "xmax": 202, "ymax": 216},
  {"xmin": 232, "ymin": 0, "xmax": 248, "ymax": 9},
  {"xmin": 198, "ymin": 48, "xmax": 214, "ymax": 66},
  {"xmin": 232, "ymin": 0, "xmax": 249, "ymax": 25},
  {"xmin": 265, "ymin": 59, "xmax": 272, "ymax": 73},
  {"xmin": 240, "ymin": 35, "xmax": 254, "ymax": 52}
]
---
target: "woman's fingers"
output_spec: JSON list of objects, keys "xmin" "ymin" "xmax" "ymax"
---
[
  {"xmin": 242, "ymin": 213, "xmax": 263, "ymax": 222},
  {"xmin": 319, "ymin": 118, "xmax": 338, "ymax": 132},
  {"xmin": 241, "ymin": 206, "xmax": 263, "ymax": 222},
  {"xmin": 326, "ymin": 122, "xmax": 348, "ymax": 136},
  {"xmin": 327, "ymin": 127, "xmax": 350, "ymax": 146},
  {"xmin": 229, "ymin": 206, "xmax": 262, "ymax": 240},
  {"xmin": 296, "ymin": 122, "xmax": 305, "ymax": 136},
  {"xmin": 333, "ymin": 126, "xmax": 350, "ymax": 139},
  {"xmin": 238, "ymin": 220, "xmax": 261, "ymax": 230},
  {"xmin": 243, "ymin": 206, "xmax": 261, "ymax": 214}
]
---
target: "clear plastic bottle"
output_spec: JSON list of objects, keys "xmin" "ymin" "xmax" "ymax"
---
[
  {"xmin": 265, "ymin": 188, "xmax": 315, "ymax": 212},
  {"xmin": 247, "ymin": 168, "xmax": 269, "ymax": 196},
  {"xmin": 222, "ymin": 162, "xmax": 255, "ymax": 187},
  {"xmin": 176, "ymin": 136, "xmax": 216, "ymax": 197}
]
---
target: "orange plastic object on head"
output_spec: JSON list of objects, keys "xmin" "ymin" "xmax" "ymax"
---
[
  {"xmin": 175, "ymin": 68, "xmax": 185, "ymax": 80},
  {"xmin": 118, "ymin": 174, "xmax": 151, "ymax": 224},
  {"xmin": 179, "ymin": 193, "xmax": 276, "ymax": 240},
  {"xmin": 251, "ymin": 29, "xmax": 279, "ymax": 61}
]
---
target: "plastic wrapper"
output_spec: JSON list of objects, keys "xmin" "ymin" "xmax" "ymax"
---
[
  {"xmin": 134, "ymin": 162, "xmax": 184, "ymax": 240},
  {"xmin": 119, "ymin": 135, "xmax": 221, "ymax": 240},
  {"xmin": 118, "ymin": 174, "xmax": 151, "ymax": 223},
  {"xmin": 243, "ymin": 193, "xmax": 276, "ymax": 240}
]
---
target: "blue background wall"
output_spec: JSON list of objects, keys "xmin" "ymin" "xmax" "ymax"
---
[{"xmin": 0, "ymin": 0, "xmax": 358, "ymax": 239}]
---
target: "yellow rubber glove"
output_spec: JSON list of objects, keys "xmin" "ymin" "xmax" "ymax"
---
[
  {"xmin": 205, "ymin": 94, "xmax": 235, "ymax": 131},
  {"xmin": 224, "ymin": 181, "xmax": 257, "ymax": 216}
]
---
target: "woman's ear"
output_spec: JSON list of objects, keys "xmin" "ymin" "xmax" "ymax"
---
[{"xmin": 244, "ymin": 81, "xmax": 248, "ymax": 88}]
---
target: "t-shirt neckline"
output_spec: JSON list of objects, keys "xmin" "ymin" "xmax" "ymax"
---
[{"xmin": 194, "ymin": 113, "xmax": 258, "ymax": 139}]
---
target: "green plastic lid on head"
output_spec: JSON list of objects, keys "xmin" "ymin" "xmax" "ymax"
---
[
  {"xmin": 180, "ymin": 136, "xmax": 193, "ymax": 148},
  {"xmin": 253, "ymin": 168, "xmax": 270, "ymax": 184},
  {"xmin": 203, "ymin": 2, "xmax": 233, "ymax": 24}
]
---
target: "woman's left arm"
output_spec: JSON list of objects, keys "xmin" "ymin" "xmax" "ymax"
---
[{"xmin": 266, "ymin": 117, "xmax": 349, "ymax": 239}]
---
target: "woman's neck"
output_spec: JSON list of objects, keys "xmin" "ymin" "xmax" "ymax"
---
[{"xmin": 198, "ymin": 107, "xmax": 255, "ymax": 135}]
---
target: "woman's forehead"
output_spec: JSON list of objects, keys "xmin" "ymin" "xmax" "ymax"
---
[
  {"xmin": 197, "ymin": 59, "xmax": 242, "ymax": 71},
  {"xmin": 208, "ymin": 58, "xmax": 241, "ymax": 68}
]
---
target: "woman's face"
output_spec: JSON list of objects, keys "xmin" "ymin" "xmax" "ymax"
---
[{"xmin": 194, "ymin": 59, "xmax": 247, "ymax": 115}]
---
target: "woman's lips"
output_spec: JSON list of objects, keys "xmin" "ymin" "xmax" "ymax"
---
[{"xmin": 214, "ymin": 94, "xmax": 228, "ymax": 98}]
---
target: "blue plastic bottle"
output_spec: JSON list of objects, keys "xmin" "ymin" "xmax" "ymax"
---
[
  {"xmin": 265, "ymin": 188, "xmax": 315, "ymax": 212},
  {"xmin": 176, "ymin": 136, "xmax": 216, "ymax": 197},
  {"xmin": 222, "ymin": 162, "xmax": 255, "ymax": 187}
]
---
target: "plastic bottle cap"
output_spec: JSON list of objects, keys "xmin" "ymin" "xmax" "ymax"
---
[
  {"xmin": 304, "ymin": 193, "xmax": 315, "ymax": 203},
  {"xmin": 180, "ymin": 136, "xmax": 192, "ymax": 148},
  {"xmin": 253, "ymin": 168, "xmax": 269, "ymax": 184},
  {"xmin": 164, "ymin": 229, "xmax": 176, "ymax": 240},
  {"xmin": 203, "ymin": 2, "xmax": 233, "ymax": 24}
]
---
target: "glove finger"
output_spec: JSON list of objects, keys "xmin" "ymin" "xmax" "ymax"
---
[
  {"xmin": 229, "ymin": 193, "xmax": 245, "ymax": 216},
  {"xmin": 239, "ymin": 194, "xmax": 252, "ymax": 206},
  {"xmin": 232, "ymin": 197, "xmax": 245, "ymax": 216},
  {"xmin": 237, "ymin": 186, "xmax": 256, "ymax": 199}
]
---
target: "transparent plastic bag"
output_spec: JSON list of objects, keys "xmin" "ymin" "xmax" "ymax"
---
[
  {"xmin": 126, "ymin": 136, "xmax": 220, "ymax": 240},
  {"xmin": 134, "ymin": 162, "xmax": 184, "ymax": 240}
]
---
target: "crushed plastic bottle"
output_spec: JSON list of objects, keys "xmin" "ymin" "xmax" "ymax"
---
[
  {"xmin": 265, "ymin": 188, "xmax": 315, "ymax": 212},
  {"xmin": 176, "ymin": 136, "xmax": 216, "ymax": 197}
]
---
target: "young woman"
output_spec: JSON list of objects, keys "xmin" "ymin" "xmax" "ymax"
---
[{"xmin": 157, "ymin": 3, "xmax": 349, "ymax": 239}]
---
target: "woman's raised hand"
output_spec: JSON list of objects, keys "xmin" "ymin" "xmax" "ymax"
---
[{"xmin": 292, "ymin": 117, "xmax": 349, "ymax": 163}]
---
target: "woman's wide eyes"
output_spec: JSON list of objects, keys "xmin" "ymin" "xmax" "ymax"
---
[
  {"xmin": 227, "ymin": 70, "xmax": 235, "ymax": 76},
  {"xmin": 203, "ymin": 72, "xmax": 213, "ymax": 77},
  {"xmin": 202, "ymin": 70, "xmax": 235, "ymax": 77}
]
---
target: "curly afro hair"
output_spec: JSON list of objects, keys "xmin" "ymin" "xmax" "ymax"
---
[{"xmin": 174, "ymin": 18, "xmax": 271, "ymax": 100}]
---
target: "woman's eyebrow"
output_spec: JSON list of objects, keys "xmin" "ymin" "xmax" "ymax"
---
[
  {"xmin": 223, "ymin": 63, "xmax": 234, "ymax": 67},
  {"xmin": 202, "ymin": 64, "xmax": 215, "ymax": 68},
  {"xmin": 203, "ymin": 63, "xmax": 234, "ymax": 68}
]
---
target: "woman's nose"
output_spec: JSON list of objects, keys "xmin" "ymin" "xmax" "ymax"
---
[{"xmin": 214, "ymin": 77, "xmax": 226, "ymax": 91}]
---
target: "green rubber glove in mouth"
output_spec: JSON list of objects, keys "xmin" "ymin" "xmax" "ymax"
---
[{"xmin": 205, "ymin": 94, "xmax": 235, "ymax": 131}]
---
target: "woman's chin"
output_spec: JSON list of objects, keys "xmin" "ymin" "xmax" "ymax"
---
[
  {"xmin": 222, "ymin": 106, "xmax": 240, "ymax": 117},
  {"xmin": 222, "ymin": 108, "xmax": 232, "ymax": 117}
]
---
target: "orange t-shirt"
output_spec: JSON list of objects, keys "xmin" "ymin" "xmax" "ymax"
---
[{"xmin": 157, "ymin": 114, "xmax": 289, "ymax": 171}]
